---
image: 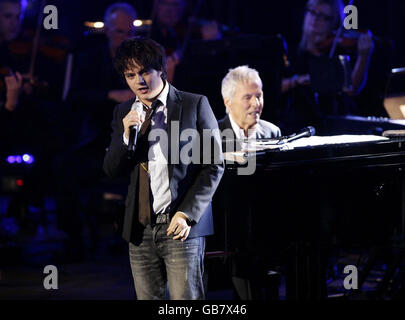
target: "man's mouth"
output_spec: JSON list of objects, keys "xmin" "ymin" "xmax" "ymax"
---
[
  {"xmin": 248, "ymin": 111, "xmax": 260, "ymax": 117},
  {"xmin": 138, "ymin": 87, "xmax": 149, "ymax": 94}
]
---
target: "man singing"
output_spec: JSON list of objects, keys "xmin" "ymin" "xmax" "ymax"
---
[{"xmin": 103, "ymin": 37, "xmax": 224, "ymax": 300}]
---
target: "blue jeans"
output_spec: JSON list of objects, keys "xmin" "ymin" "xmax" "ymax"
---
[{"xmin": 128, "ymin": 222, "xmax": 206, "ymax": 300}]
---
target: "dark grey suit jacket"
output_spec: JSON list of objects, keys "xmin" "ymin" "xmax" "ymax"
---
[{"xmin": 103, "ymin": 85, "xmax": 224, "ymax": 244}]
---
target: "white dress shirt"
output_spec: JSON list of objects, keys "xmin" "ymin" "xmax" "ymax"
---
[
  {"xmin": 228, "ymin": 113, "xmax": 261, "ymax": 151},
  {"xmin": 228, "ymin": 113, "xmax": 258, "ymax": 140},
  {"xmin": 123, "ymin": 81, "xmax": 172, "ymax": 215}
]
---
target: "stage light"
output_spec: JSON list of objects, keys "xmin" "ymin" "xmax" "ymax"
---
[
  {"xmin": 84, "ymin": 21, "xmax": 104, "ymax": 29},
  {"xmin": 133, "ymin": 19, "xmax": 152, "ymax": 27},
  {"xmin": 16, "ymin": 179, "xmax": 24, "ymax": 187},
  {"xmin": 133, "ymin": 19, "xmax": 142, "ymax": 27},
  {"xmin": 392, "ymin": 67, "xmax": 405, "ymax": 74},
  {"xmin": 7, "ymin": 156, "xmax": 16, "ymax": 164},
  {"xmin": 22, "ymin": 154, "xmax": 34, "ymax": 164},
  {"xmin": 5, "ymin": 154, "xmax": 35, "ymax": 165},
  {"xmin": 94, "ymin": 22, "xmax": 104, "ymax": 28}
]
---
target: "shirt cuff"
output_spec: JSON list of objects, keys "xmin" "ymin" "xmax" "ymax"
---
[{"xmin": 123, "ymin": 133, "xmax": 129, "ymax": 146}]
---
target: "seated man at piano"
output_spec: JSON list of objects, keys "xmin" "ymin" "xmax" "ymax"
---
[
  {"xmin": 216, "ymin": 65, "xmax": 282, "ymax": 299},
  {"xmin": 218, "ymin": 65, "xmax": 281, "ymax": 149}
]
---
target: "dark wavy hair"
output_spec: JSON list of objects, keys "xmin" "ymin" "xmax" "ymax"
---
[{"xmin": 114, "ymin": 37, "xmax": 167, "ymax": 80}]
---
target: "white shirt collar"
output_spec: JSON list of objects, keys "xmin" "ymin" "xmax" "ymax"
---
[
  {"xmin": 228, "ymin": 113, "xmax": 258, "ymax": 140},
  {"xmin": 135, "ymin": 80, "xmax": 169, "ymax": 108}
]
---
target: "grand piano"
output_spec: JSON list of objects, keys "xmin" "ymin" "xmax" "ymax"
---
[{"xmin": 211, "ymin": 134, "xmax": 405, "ymax": 299}]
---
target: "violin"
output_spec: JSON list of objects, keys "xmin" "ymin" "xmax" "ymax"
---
[
  {"xmin": 0, "ymin": 65, "xmax": 49, "ymax": 97},
  {"xmin": 7, "ymin": 29, "xmax": 70, "ymax": 64},
  {"xmin": 0, "ymin": 67, "xmax": 13, "ymax": 94},
  {"xmin": 316, "ymin": 29, "xmax": 392, "ymax": 55},
  {"xmin": 0, "ymin": 0, "xmax": 70, "ymax": 97}
]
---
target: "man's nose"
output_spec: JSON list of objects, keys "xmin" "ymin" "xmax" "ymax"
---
[
  {"xmin": 136, "ymin": 74, "xmax": 146, "ymax": 84},
  {"xmin": 251, "ymin": 97, "xmax": 260, "ymax": 108}
]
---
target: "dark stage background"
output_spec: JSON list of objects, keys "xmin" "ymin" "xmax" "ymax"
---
[
  {"xmin": 52, "ymin": 0, "xmax": 405, "ymax": 67},
  {"xmin": 30, "ymin": 0, "xmax": 404, "ymax": 124}
]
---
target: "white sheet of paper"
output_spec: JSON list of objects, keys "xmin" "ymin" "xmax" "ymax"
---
[{"xmin": 224, "ymin": 135, "xmax": 389, "ymax": 163}]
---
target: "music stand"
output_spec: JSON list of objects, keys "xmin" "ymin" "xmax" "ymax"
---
[
  {"xmin": 309, "ymin": 55, "xmax": 345, "ymax": 94},
  {"xmin": 173, "ymin": 34, "xmax": 286, "ymax": 123},
  {"xmin": 384, "ymin": 67, "xmax": 405, "ymax": 119}
]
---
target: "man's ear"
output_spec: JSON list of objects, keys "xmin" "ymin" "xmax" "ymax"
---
[{"xmin": 224, "ymin": 98, "xmax": 231, "ymax": 111}]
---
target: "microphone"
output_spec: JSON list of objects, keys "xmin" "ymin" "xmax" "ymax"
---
[
  {"xmin": 277, "ymin": 126, "xmax": 316, "ymax": 145},
  {"xmin": 128, "ymin": 101, "xmax": 143, "ymax": 154}
]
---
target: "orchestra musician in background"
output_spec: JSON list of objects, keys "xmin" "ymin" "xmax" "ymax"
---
[
  {"xmin": 1, "ymin": 0, "xmax": 72, "ymax": 242},
  {"xmin": 280, "ymin": 0, "xmax": 374, "ymax": 134},
  {"xmin": 0, "ymin": 0, "xmax": 24, "ymax": 113},
  {"xmin": 0, "ymin": 0, "xmax": 24, "ymax": 163},
  {"xmin": 150, "ymin": 0, "xmax": 222, "ymax": 83},
  {"xmin": 52, "ymin": 2, "xmax": 138, "ymax": 262},
  {"xmin": 0, "ymin": 0, "xmax": 60, "ymax": 157}
]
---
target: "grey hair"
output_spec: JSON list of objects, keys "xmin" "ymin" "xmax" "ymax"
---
[
  {"xmin": 221, "ymin": 65, "xmax": 262, "ymax": 113},
  {"xmin": 104, "ymin": 2, "xmax": 137, "ymax": 27}
]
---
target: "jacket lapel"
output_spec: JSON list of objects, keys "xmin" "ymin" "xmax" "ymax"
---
[
  {"xmin": 224, "ymin": 115, "xmax": 233, "ymax": 132},
  {"xmin": 166, "ymin": 85, "xmax": 182, "ymax": 180},
  {"xmin": 221, "ymin": 115, "xmax": 242, "ymax": 152},
  {"xmin": 255, "ymin": 120, "xmax": 265, "ymax": 139}
]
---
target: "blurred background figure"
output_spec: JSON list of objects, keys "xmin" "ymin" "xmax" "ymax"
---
[
  {"xmin": 151, "ymin": 0, "xmax": 222, "ymax": 52},
  {"xmin": 149, "ymin": 0, "xmax": 222, "ymax": 82},
  {"xmin": 0, "ymin": 0, "xmax": 24, "ymax": 42},
  {"xmin": 52, "ymin": 2, "xmax": 138, "ymax": 263},
  {"xmin": 1, "ymin": 0, "xmax": 71, "ymax": 247},
  {"xmin": 280, "ymin": 0, "xmax": 375, "ymax": 135},
  {"xmin": 0, "ymin": 0, "xmax": 27, "ymax": 153},
  {"xmin": 104, "ymin": 2, "xmax": 138, "ymax": 57},
  {"xmin": 1, "ymin": 0, "xmax": 71, "ymax": 153}
]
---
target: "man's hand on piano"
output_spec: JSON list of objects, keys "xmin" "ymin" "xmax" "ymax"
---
[{"xmin": 167, "ymin": 212, "xmax": 191, "ymax": 242}]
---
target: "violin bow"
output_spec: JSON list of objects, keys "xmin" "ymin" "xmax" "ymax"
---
[
  {"xmin": 28, "ymin": 0, "xmax": 47, "ymax": 83},
  {"xmin": 329, "ymin": 0, "xmax": 354, "ymax": 58},
  {"xmin": 146, "ymin": 0, "xmax": 205, "ymax": 60},
  {"xmin": 162, "ymin": 0, "xmax": 205, "ymax": 83},
  {"xmin": 146, "ymin": 0, "xmax": 159, "ymax": 39},
  {"xmin": 178, "ymin": 0, "xmax": 204, "ymax": 62}
]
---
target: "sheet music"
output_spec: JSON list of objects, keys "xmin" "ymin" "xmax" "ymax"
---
[
  {"xmin": 284, "ymin": 135, "xmax": 389, "ymax": 148},
  {"xmin": 244, "ymin": 135, "xmax": 387, "ymax": 150},
  {"xmin": 224, "ymin": 135, "xmax": 389, "ymax": 163}
]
